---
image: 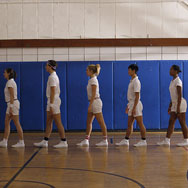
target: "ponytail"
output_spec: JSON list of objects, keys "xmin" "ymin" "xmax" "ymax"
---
[
  {"xmin": 95, "ymin": 64, "xmax": 101, "ymax": 76},
  {"xmin": 88, "ymin": 64, "xmax": 101, "ymax": 76}
]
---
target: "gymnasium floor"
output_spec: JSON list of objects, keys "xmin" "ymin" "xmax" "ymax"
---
[{"xmin": 0, "ymin": 132, "xmax": 188, "ymax": 188}]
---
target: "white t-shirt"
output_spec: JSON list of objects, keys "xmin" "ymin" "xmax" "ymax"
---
[
  {"xmin": 127, "ymin": 76, "xmax": 141, "ymax": 102},
  {"xmin": 169, "ymin": 76, "xmax": 182, "ymax": 102},
  {"xmin": 4, "ymin": 79, "xmax": 17, "ymax": 102},
  {"xmin": 46, "ymin": 72, "xmax": 60, "ymax": 98},
  {"xmin": 87, "ymin": 76, "xmax": 100, "ymax": 100}
]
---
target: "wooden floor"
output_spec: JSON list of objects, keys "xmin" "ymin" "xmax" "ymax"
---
[{"xmin": 0, "ymin": 132, "xmax": 188, "ymax": 188}]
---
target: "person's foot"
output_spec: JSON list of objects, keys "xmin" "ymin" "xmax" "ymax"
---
[
  {"xmin": 53, "ymin": 141, "xmax": 68, "ymax": 148},
  {"xmin": 12, "ymin": 141, "xmax": 25, "ymax": 148},
  {"xmin": 33, "ymin": 140, "xmax": 48, "ymax": 148},
  {"xmin": 134, "ymin": 140, "xmax": 147, "ymax": 147},
  {"xmin": 176, "ymin": 140, "xmax": 188, "ymax": 147},
  {"xmin": 77, "ymin": 139, "xmax": 89, "ymax": 147},
  {"xmin": 115, "ymin": 139, "xmax": 129, "ymax": 146},
  {"xmin": 157, "ymin": 139, "xmax": 170, "ymax": 146},
  {"xmin": 96, "ymin": 140, "xmax": 108, "ymax": 147},
  {"xmin": 0, "ymin": 140, "xmax": 7, "ymax": 148}
]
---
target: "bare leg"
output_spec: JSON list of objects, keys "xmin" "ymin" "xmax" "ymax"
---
[
  {"xmin": 4, "ymin": 114, "xmax": 11, "ymax": 140},
  {"xmin": 12, "ymin": 115, "xmax": 24, "ymax": 140},
  {"xmin": 53, "ymin": 113, "xmax": 66, "ymax": 139},
  {"xmin": 86, "ymin": 112, "xmax": 95, "ymax": 137},
  {"xmin": 125, "ymin": 116, "xmax": 135, "ymax": 138},
  {"xmin": 177, "ymin": 113, "xmax": 188, "ymax": 139},
  {"xmin": 95, "ymin": 113, "xmax": 107, "ymax": 137},
  {"xmin": 44, "ymin": 112, "xmax": 53, "ymax": 138},
  {"xmin": 166, "ymin": 112, "xmax": 177, "ymax": 138},
  {"xmin": 135, "ymin": 116, "xmax": 146, "ymax": 139}
]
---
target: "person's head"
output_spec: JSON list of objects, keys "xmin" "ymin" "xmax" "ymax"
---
[
  {"xmin": 128, "ymin": 64, "xmax": 138, "ymax": 76},
  {"xmin": 86, "ymin": 64, "xmax": 101, "ymax": 77},
  {"xmin": 170, "ymin": 65, "xmax": 181, "ymax": 76},
  {"xmin": 46, "ymin": 60, "xmax": 57, "ymax": 73},
  {"xmin": 4, "ymin": 68, "xmax": 16, "ymax": 80}
]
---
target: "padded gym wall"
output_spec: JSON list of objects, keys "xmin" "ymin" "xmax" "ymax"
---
[{"xmin": 0, "ymin": 60, "xmax": 187, "ymax": 131}]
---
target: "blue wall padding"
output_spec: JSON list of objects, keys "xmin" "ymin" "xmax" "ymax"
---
[
  {"xmin": 67, "ymin": 62, "xmax": 89, "ymax": 130},
  {"xmin": 183, "ymin": 61, "xmax": 188, "ymax": 127},
  {"xmin": 43, "ymin": 62, "xmax": 67, "ymax": 130},
  {"xmin": 0, "ymin": 60, "xmax": 187, "ymax": 131},
  {"xmin": 160, "ymin": 61, "xmax": 183, "ymax": 129},
  {"xmin": 92, "ymin": 62, "xmax": 113, "ymax": 130},
  {"xmin": 137, "ymin": 61, "xmax": 160, "ymax": 129},
  {"xmin": 20, "ymin": 62, "xmax": 44, "ymax": 130},
  {"xmin": 0, "ymin": 63, "xmax": 20, "ymax": 131},
  {"xmin": 113, "ymin": 61, "xmax": 136, "ymax": 129}
]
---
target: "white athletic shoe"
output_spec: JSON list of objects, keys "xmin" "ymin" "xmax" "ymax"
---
[
  {"xmin": 96, "ymin": 139, "xmax": 108, "ymax": 147},
  {"xmin": 12, "ymin": 140, "xmax": 25, "ymax": 148},
  {"xmin": 157, "ymin": 139, "xmax": 170, "ymax": 146},
  {"xmin": 77, "ymin": 139, "xmax": 89, "ymax": 147},
  {"xmin": 115, "ymin": 139, "xmax": 129, "ymax": 146},
  {"xmin": 134, "ymin": 140, "xmax": 147, "ymax": 147},
  {"xmin": 176, "ymin": 140, "xmax": 188, "ymax": 147},
  {"xmin": 53, "ymin": 141, "xmax": 68, "ymax": 148},
  {"xmin": 0, "ymin": 139, "xmax": 7, "ymax": 148},
  {"xmin": 33, "ymin": 140, "xmax": 48, "ymax": 148}
]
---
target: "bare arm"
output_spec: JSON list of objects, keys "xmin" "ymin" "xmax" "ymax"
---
[
  {"xmin": 133, "ymin": 92, "xmax": 139, "ymax": 110},
  {"xmin": 50, "ymin": 86, "xmax": 55, "ymax": 104},
  {"xmin": 8, "ymin": 87, "xmax": 14, "ymax": 105},
  {"xmin": 89, "ymin": 85, "xmax": 97, "ymax": 106},
  {"xmin": 177, "ymin": 86, "xmax": 182, "ymax": 113}
]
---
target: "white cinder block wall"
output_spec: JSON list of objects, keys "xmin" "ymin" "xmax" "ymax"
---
[
  {"xmin": 0, "ymin": 47, "xmax": 187, "ymax": 62},
  {"xmin": 0, "ymin": 0, "xmax": 188, "ymax": 39},
  {"xmin": 0, "ymin": 0, "xmax": 188, "ymax": 62}
]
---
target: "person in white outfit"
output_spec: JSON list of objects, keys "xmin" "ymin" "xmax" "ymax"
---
[
  {"xmin": 34, "ymin": 60, "xmax": 68, "ymax": 148},
  {"xmin": 116, "ymin": 64, "xmax": 147, "ymax": 147},
  {"xmin": 0, "ymin": 68, "xmax": 24, "ymax": 148},
  {"xmin": 77, "ymin": 64, "xmax": 108, "ymax": 147},
  {"xmin": 157, "ymin": 65, "xmax": 188, "ymax": 147}
]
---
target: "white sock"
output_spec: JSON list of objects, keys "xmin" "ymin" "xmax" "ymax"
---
[
  {"xmin": 3, "ymin": 138, "xmax": 7, "ymax": 143},
  {"xmin": 165, "ymin": 137, "xmax": 170, "ymax": 142},
  {"xmin": 19, "ymin": 140, "xmax": 24, "ymax": 144}
]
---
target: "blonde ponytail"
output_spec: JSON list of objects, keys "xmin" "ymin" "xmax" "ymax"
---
[
  {"xmin": 95, "ymin": 64, "xmax": 101, "ymax": 76},
  {"xmin": 88, "ymin": 64, "xmax": 101, "ymax": 76}
]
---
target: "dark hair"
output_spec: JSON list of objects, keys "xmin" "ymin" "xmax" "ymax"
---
[
  {"xmin": 128, "ymin": 64, "xmax": 139, "ymax": 73},
  {"xmin": 47, "ymin": 60, "xmax": 57, "ymax": 70},
  {"xmin": 172, "ymin": 65, "xmax": 181, "ymax": 73},
  {"xmin": 5, "ymin": 68, "xmax": 17, "ymax": 79}
]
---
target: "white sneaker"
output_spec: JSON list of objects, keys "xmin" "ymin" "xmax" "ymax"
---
[
  {"xmin": 12, "ymin": 141, "xmax": 25, "ymax": 148},
  {"xmin": 77, "ymin": 139, "xmax": 89, "ymax": 147},
  {"xmin": 157, "ymin": 139, "xmax": 170, "ymax": 146},
  {"xmin": 53, "ymin": 141, "xmax": 68, "ymax": 148},
  {"xmin": 134, "ymin": 140, "xmax": 147, "ymax": 147},
  {"xmin": 116, "ymin": 139, "xmax": 129, "ymax": 146},
  {"xmin": 34, "ymin": 140, "xmax": 48, "ymax": 148},
  {"xmin": 96, "ymin": 140, "xmax": 108, "ymax": 147},
  {"xmin": 0, "ymin": 139, "xmax": 7, "ymax": 148},
  {"xmin": 176, "ymin": 140, "xmax": 188, "ymax": 147}
]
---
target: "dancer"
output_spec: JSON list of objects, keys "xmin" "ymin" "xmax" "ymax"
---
[
  {"xmin": 0, "ymin": 68, "xmax": 24, "ymax": 148},
  {"xmin": 34, "ymin": 60, "xmax": 68, "ymax": 148},
  {"xmin": 116, "ymin": 64, "xmax": 147, "ymax": 147},
  {"xmin": 77, "ymin": 64, "xmax": 108, "ymax": 147},
  {"xmin": 157, "ymin": 65, "xmax": 188, "ymax": 146}
]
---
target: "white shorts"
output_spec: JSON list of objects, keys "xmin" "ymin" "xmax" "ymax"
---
[
  {"xmin": 128, "ymin": 101, "xmax": 143, "ymax": 117},
  {"xmin": 47, "ymin": 97, "xmax": 61, "ymax": 115},
  {"xmin": 91, "ymin": 98, "xmax": 103, "ymax": 114},
  {"xmin": 6, "ymin": 100, "xmax": 20, "ymax": 116},
  {"xmin": 171, "ymin": 98, "xmax": 187, "ymax": 113}
]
